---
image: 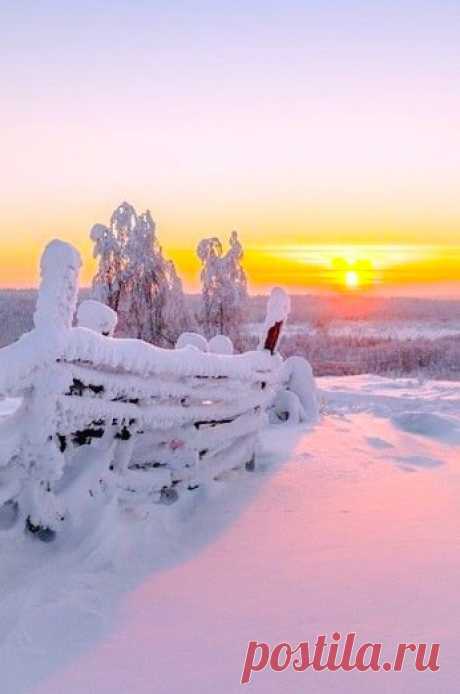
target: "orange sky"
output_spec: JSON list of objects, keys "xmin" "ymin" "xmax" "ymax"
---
[{"xmin": 3, "ymin": 220, "xmax": 460, "ymax": 298}]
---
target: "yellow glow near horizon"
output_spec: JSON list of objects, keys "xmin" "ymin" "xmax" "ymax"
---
[
  {"xmin": 4, "ymin": 236, "xmax": 460, "ymax": 299},
  {"xmin": 240, "ymin": 244, "xmax": 460, "ymax": 296}
]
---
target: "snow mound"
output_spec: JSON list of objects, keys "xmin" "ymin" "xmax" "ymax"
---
[
  {"xmin": 272, "ymin": 389, "xmax": 305, "ymax": 424},
  {"xmin": 208, "ymin": 334, "xmax": 234, "ymax": 355},
  {"xmin": 77, "ymin": 300, "xmax": 117, "ymax": 336},
  {"xmin": 283, "ymin": 356, "xmax": 319, "ymax": 423},
  {"xmin": 175, "ymin": 332, "xmax": 208, "ymax": 352}
]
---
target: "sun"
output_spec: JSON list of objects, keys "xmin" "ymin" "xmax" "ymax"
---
[
  {"xmin": 330, "ymin": 255, "xmax": 375, "ymax": 292},
  {"xmin": 344, "ymin": 270, "xmax": 359, "ymax": 289}
]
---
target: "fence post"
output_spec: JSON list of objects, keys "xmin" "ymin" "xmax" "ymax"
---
[
  {"xmin": 33, "ymin": 239, "xmax": 82, "ymax": 332},
  {"xmin": 25, "ymin": 241, "xmax": 82, "ymax": 539},
  {"xmin": 260, "ymin": 287, "xmax": 291, "ymax": 354}
]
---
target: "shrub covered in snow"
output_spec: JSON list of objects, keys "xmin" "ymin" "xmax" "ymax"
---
[{"xmin": 270, "ymin": 356, "xmax": 318, "ymax": 425}]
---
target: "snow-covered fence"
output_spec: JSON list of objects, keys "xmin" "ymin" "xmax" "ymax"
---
[{"xmin": 0, "ymin": 240, "xmax": 295, "ymax": 540}]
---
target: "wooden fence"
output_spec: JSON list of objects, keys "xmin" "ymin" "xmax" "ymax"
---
[{"xmin": 0, "ymin": 240, "xmax": 289, "ymax": 540}]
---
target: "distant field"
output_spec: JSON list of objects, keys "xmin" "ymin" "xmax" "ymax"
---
[
  {"xmin": 2, "ymin": 290, "xmax": 460, "ymax": 379},
  {"xmin": 250, "ymin": 319, "xmax": 460, "ymax": 341}
]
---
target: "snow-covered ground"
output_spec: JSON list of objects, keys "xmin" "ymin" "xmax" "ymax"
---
[{"xmin": 1, "ymin": 375, "xmax": 460, "ymax": 693}]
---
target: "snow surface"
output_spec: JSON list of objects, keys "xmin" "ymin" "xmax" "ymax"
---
[{"xmin": 1, "ymin": 375, "xmax": 460, "ymax": 693}]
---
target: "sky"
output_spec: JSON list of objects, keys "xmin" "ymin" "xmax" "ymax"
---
[{"xmin": 1, "ymin": 0, "xmax": 459, "ymax": 295}]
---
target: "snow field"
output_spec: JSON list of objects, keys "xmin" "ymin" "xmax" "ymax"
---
[{"xmin": 1, "ymin": 375, "xmax": 459, "ymax": 693}]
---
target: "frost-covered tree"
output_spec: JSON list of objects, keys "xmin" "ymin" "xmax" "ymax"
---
[
  {"xmin": 90, "ymin": 202, "xmax": 191, "ymax": 346},
  {"xmin": 197, "ymin": 230, "xmax": 248, "ymax": 346},
  {"xmin": 162, "ymin": 259, "xmax": 194, "ymax": 341},
  {"xmin": 90, "ymin": 222, "xmax": 123, "ymax": 312}
]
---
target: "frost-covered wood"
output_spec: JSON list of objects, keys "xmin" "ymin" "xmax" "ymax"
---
[{"xmin": 0, "ymin": 241, "xmax": 308, "ymax": 539}]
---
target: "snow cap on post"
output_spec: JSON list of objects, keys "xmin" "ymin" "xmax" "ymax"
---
[
  {"xmin": 265, "ymin": 287, "xmax": 291, "ymax": 324},
  {"xmin": 77, "ymin": 300, "xmax": 118, "ymax": 336},
  {"xmin": 34, "ymin": 239, "xmax": 82, "ymax": 331},
  {"xmin": 260, "ymin": 287, "xmax": 291, "ymax": 353}
]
